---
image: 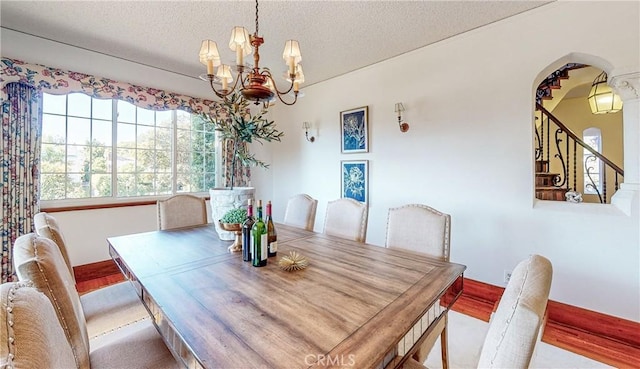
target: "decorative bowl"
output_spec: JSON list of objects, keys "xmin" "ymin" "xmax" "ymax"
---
[{"xmin": 219, "ymin": 221, "xmax": 242, "ymax": 253}]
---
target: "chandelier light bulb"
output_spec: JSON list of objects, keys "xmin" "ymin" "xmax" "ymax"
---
[
  {"xmin": 199, "ymin": 40, "xmax": 221, "ymax": 75},
  {"xmin": 229, "ymin": 27, "xmax": 252, "ymax": 66}
]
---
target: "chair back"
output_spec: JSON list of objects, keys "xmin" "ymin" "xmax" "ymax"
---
[
  {"xmin": 283, "ymin": 194, "xmax": 318, "ymax": 231},
  {"xmin": 477, "ymin": 254, "xmax": 553, "ymax": 369},
  {"xmin": 0, "ymin": 281, "xmax": 77, "ymax": 369},
  {"xmin": 33, "ymin": 212, "xmax": 75, "ymax": 282},
  {"xmin": 157, "ymin": 194, "xmax": 208, "ymax": 230},
  {"xmin": 385, "ymin": 204, "xmax": 451, "ymax": 261},
  {"xmin": 324, "ymin": 198, "xmax": 368, "ymax": 242},
  {"xmin": 12, "ymin": 233, "xmax": 90, "ymax": 369}
]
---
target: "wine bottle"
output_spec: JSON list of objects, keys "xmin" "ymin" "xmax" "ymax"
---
[
  {"xmin": 251, "ymin": 200, "xmax": 267, "ymax": 267},
  {"xmin": 242, "ymin": 199, "xmax": 255, "ymax": 262},
  {"xmin": 266, "ymin": 201, "xmax": 277, "ymax": 257}
]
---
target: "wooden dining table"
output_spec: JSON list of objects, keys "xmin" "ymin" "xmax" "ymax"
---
[{"xmin": 108, "ymin": 223, "xmax": 465, "ymax": 369}]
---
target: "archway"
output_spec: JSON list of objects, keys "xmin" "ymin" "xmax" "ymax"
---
[{"xmin": 533, "ymin": 56, "xmax": 624, "ymax": 204}]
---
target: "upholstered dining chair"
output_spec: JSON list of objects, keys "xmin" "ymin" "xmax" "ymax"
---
[
  {"xmin": 386, "ymin": 204, "xmax": 452, "ymax": 367},
  {"xmin": 13, "ymin": 233, "xmax": 178, "ymax": 369},
  {"xmin": 0, "ymin": 280, "xmax": 178, "ymax": 369},
  {"xmin": 386, "ymin": 204, "xmax": 451, "ymax": 260},
  {"xmin": 0, "ymin": 281, "xmax": 78, "ymax": 369},
  {"xmin": 283, "ymin": 193, "xmax": 318, "ymax": 231},
  {"xmin": 402, "ymin": 254, "xmax": 553, "ymax": 369},
  {"xmin": 324, "ymin": 198, "xmax": 368, "ymax": 242},
  {"xmin": 33, "ymin": 212, "xmax": 148, "ymax": 340},
  {"xmin": 33, "ymin": 212, "xmax": 75, "ymax": 282},
  {"xmin": 157, "ymin": 194, "xmax": 208, "ymax": 230}
]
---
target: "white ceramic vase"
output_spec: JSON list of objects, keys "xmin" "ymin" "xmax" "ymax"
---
[{"xmin": 209, "ymin": 187, "xmax": 255, "ymax": 240}]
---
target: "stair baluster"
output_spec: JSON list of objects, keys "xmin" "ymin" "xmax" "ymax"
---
[{"xmin": 535, "ymin": 103, "xmax": 623, "ymax": 203}]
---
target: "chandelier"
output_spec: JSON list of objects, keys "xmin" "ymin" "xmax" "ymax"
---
[
  {"xmin": 198, "ymin": 0, "xmax": 303, "ymax": 106},
  {"xmin": 587, "ymin": 71, "xmax": 622, "ymax": 114}
]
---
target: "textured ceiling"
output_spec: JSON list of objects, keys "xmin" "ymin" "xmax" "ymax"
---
[{"xmin": 1, "ymin": 1, "xmax": 553, "ymax": 87}]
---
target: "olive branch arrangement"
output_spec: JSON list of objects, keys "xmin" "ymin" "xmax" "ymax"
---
[{"xmin": 203, "ymin": 93, "xmax": 284, "ymax": 189}]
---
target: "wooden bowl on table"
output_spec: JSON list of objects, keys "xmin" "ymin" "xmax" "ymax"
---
[{"xmin": 219, "ymin": 222, "xmax": 242, "ymax": 253}]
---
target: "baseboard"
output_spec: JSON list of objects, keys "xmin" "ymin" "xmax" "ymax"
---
[
  {"xmin": 455, "ymin": 278, "xmax": 640, "ymax": 368},
  {"xmin": 73, "ymin": 260, "xmax": 640, "ymax": 367},
  {"xmin": 450, "ymin": 278, "xmax": 502, "ymax": 322},
  {"xmin": 546, "ymin": 299, "xmax": 640, "ymax": 347}
]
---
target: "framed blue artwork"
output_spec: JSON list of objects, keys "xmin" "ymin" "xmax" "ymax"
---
[
  {"xmin": 341, "ymin": 160, "xmax": 368, "ymax": 203},
  {"xmin": 340, "ymin": 106, "xmax": 368, "ymax": 153}
]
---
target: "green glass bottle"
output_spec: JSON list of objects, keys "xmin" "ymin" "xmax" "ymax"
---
[{"xmin": 251, "ymin": 200, "xmax": 267, "ymax": 267}]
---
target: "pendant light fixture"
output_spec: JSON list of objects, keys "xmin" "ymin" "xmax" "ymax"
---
[
  {"xmin": 199, "ymin": 0, "xmax": 303, "ymax": 106},
  {"xmin": 587, "ymin": 71, "xmax": 622, "ymax": 114}
]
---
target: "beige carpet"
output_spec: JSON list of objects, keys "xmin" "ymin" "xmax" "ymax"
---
[{"xmin": 424, "ymin": 311, "xmax": 612, "ymax": 369}]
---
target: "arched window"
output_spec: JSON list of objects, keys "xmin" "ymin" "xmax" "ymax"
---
[{"xmin": 583, "ymin": 127, "xmax": 602, "ymax": 194}]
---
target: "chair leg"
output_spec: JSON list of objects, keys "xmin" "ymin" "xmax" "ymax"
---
[{"xmin": 440, "ymin": 314, "xmax": 449, "ymax": 369}]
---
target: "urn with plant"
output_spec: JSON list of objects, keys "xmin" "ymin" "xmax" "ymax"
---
[{"xmin": 204, "ymin": 92, "xmax": 283, "ymax": 239}]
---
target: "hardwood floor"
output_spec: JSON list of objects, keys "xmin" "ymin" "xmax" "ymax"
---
[
  {"xmin": 74, "ymin": 259, "xmax": 124, "ymax": 294},
  {"xmin": 75, "ymin": 261, "xmax": 639, "ymax": 368},
  {"xmin": 76, "ymin": 273, "xmax": 125, "ymax": 295}
]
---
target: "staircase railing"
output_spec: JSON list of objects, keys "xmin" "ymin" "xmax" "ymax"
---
[
  {"xmin": 536, "ymin": 63, "xmax": 587, "ymax": 104},
  {"xmin": 535, "ymin": 103, "xmax": 624, "ymax": 203}
]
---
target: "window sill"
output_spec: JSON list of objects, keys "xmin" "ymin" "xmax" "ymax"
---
[
  {"xmin": 533, "ymin": 184, "xmax": 638, "ymax": 216},
  {"xmin": 40, "ymin": 193, "xmax": 210, "ymax": 213}
]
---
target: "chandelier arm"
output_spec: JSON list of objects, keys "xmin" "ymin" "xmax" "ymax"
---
[
  {"xmin": 238, "ymin": 70, "xmax": 251, "ymax": 90},
  {"xmin": 264, "ymin": 73, "xmax": 296, "ymax": 96},
  {"xmin": 208, "ymin": 74, "xmax": 246, "ymax": 100},
  {"xmin": 208, "ymin": 76, "xmax": 232, "ymax": 99},
  {"xmin": 274, "ymin": 90, "xmax": 299, "ymax": 106},
  {"xmin": 228, "ymin": 72, "xmax": 243, "ymax": 92}
]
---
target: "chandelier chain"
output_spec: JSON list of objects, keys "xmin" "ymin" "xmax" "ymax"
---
[{"xmin": 255, "ymin": 0, "xmax": 259, "ymax": 35}]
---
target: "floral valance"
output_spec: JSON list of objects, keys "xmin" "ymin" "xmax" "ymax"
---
[{"xmin": 1, "ymin": 57, "xmax": 218, "ymax": 114}]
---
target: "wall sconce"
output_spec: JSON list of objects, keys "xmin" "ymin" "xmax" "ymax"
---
[
  {"xmin": 302, "ymin": 121, "xmax": 315, "ymax": 142},
  {"xmin": 394, "ymin": 103, "xmax": 410, "ymax": 132}
]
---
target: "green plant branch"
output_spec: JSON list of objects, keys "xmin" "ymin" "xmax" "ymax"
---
[{"xmin": 202, "ymin": 92, "xmax": 284, "ymax": 188}]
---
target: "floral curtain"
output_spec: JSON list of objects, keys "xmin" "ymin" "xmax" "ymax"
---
[
  {"xmin": 1, "ymin": 57, "xmax": 218, "ymax": 114},
  {"xmin": 1, "ymin": 82, "xmax": 42, "ymax": 282}
]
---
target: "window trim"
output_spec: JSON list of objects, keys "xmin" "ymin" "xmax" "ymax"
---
[{"xmin": 40, "ymin": 193, "xmax": 211, "ymax": 213}]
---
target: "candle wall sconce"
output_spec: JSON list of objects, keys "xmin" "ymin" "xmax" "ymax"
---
[
  {"xmin": 394, "ymin": 103, "xmax": 410, "ymax": 133},
  {"xmin": 302, "ymin": 121, "xmax": 315, "ymax": 142}
]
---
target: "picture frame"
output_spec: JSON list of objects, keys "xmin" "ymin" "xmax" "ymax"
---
[
  {"xmin": 340, "ymin": 106, "xmax": 368, "ymax": 153},
  {"xmin": 341, "ymin": 160, "xmax": 368, "ymax": 203}
]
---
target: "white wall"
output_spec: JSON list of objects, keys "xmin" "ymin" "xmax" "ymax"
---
[
  {"xmin": 2, "ymin": 2, "xmax": 639, "ymax": 320},
  {"xmin": 267, "ymin": 1, "xmax": 640, "ymax": 321}
]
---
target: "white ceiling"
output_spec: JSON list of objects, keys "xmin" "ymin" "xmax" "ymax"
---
[{"xmin": 1, "ymin": 1, "xmax": 553, "ymax": 87}]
